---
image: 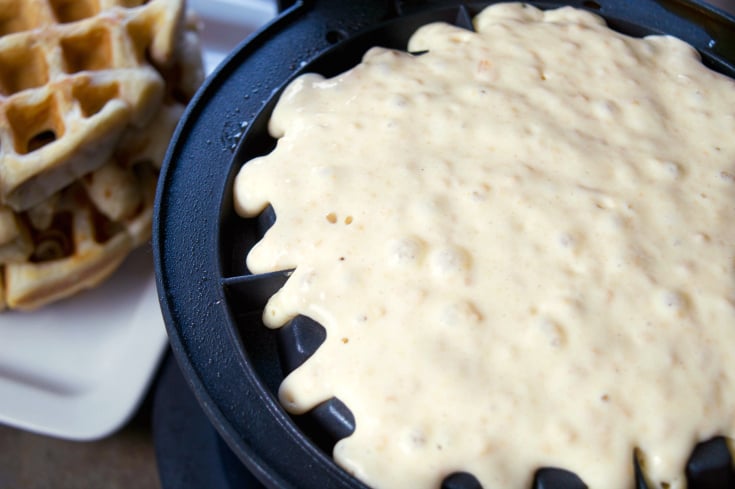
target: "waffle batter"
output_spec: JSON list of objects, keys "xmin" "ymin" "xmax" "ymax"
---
[{"xmin": 234, "ymin": 4, "xmax": 735, "ymax": 488}]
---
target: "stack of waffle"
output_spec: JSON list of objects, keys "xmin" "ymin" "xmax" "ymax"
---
[{"xmin": 0, "ymin": 0, "xmax": 204, "ymax": 310}]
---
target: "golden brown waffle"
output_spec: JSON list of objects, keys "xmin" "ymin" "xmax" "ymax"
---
[
  {"xmin": 0, "ymin": 0, "xmax": 204, "ymax": 310},
  {"xmin": 0, "ymin": 0, "xmax": 200, "ymax": 210},
  {"xmin": 0, "ymin": 205, "xmax": 32, "ymax": 263},
  {"xmin": 3, "ymin": 166, "xmax": 153, "ymax": 310}
]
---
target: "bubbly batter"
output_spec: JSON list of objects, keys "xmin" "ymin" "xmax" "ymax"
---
[{"xmin": 233, "ymin": 4, "xmax": 735, "ymax": 488}]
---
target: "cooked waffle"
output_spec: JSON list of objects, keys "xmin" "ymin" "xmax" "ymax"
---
[
  {"xmin": 0, "ymin": 0, "xmax": 200, "ymax": 210},
  {"xmin": 0, "ymin": 205, "xmax": 32, "ymax": 263},
  {"xmin": 0, "ymin": 0, "xmax": 203, "ymax": 310},
  {"xmin": 3, "ymin": 168, "xmax": 151, "ymax": 310}
]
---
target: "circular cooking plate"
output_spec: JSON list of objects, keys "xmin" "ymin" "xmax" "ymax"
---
[{"xmin": 153, "ymin": 1, "xmax": 735, "ymax": 488}]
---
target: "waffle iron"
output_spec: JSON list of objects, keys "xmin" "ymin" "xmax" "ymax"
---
[{"xmin": 153, "ymin": 1, "xmax": 735, "ymax": 488}]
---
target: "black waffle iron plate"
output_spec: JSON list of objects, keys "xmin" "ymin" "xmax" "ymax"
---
[{"xmin": 153, "ymin": 1, "xmax": 735, "ymax": 488}]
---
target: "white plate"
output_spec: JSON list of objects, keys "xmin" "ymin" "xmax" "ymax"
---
[
  {"xmin": 0, "ymin": 0, "xmax": 276, "ymax": 441},
  {"xmin": 191, "ymin": 0, "xmax": 278, "ymax": 75}
]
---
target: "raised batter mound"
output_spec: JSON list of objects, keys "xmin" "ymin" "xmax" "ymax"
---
[{"xmin": 234, "ymin": 4, "xmax": 735, "ymax": 488}]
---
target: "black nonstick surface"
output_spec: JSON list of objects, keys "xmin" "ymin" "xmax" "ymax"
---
[{"xmin": 153, "ymin": 1, "xmax": 735, "ymax": 488}]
